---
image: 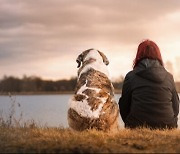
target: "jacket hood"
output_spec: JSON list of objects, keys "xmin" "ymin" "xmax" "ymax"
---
[{"xmin": 134, "ymin": 59, "xmax": 167, "ymax": 83}]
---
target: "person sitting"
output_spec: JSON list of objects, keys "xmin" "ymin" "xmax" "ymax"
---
[{"xmin": 119, "ymin": 39, "xmax": 179, "ymax": 129}]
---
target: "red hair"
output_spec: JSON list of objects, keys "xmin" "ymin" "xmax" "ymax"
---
[{"xmin": 133, "ymin": 39, "xmax": 164, "ymax": 68}]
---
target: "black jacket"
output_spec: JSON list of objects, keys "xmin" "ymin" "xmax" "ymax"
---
[{"xmin": 119, "ymin": 59, "xmax": 179, "ymax": 129}]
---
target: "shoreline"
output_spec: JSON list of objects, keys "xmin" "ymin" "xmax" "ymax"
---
[
  {"xmin": 0, "ymin": 91, "xmax": 74, "ymax": 96},
  {"xmin": 0, "ymin": 90, "xmax": 122, "ymax": 96}
]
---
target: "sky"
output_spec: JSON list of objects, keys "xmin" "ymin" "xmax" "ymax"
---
[{"xmin": 0, "ymin": 0, "xmax": 180, "ymax": 81}]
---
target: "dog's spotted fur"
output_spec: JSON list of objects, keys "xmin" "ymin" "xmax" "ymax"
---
[{"xmin": 68, "ymin": 49, "xmax": 119, "ymax": 131}]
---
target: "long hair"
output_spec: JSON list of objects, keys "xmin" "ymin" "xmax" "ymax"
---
[{"xmin": 133, "ymin": 39, "xmax": 164, "ymax": 68}]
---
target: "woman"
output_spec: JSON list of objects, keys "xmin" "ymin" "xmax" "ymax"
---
[{"xmin": 119, "ymin": 39, "xmax": 179, "ymax": 129}]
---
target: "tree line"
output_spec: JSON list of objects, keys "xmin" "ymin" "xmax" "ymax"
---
[
  {"xmin": 0, "ymin": 75, "xmax": 179, "ymax": 94},
  {"xmin": 0, "ymin": 76, "xmax": 77, "ymax": 93},
  {"xmin": 0, "ymin": 75, "xmax": 124, "ymax": 94}
]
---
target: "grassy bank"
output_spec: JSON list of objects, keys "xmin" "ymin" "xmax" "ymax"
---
[{"xmin": 1, "ymin": 127, "xmax": 180, "ymax": 153}]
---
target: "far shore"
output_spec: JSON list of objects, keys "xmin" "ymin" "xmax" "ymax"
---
[
  {"xmin": 0, "ymin": 91, "xmax": 74, "ymax": 96},
  {"xmin": 0, "ymin": 91, "xmax": 122, "ymax": 96},
  {"xmin": 0, "ymin": 90, "xmax": 180, "ymax": 96}
]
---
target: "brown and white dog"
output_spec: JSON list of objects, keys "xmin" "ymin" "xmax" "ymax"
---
[{"xmin": 68, "ymin": 49, "xmax": 119, "ymax": 131}]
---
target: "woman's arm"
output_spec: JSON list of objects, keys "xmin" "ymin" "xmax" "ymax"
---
[
  {"xmin": 172, "ymin": 87, "xmax": 179, "ymax": 117},
  {"xmin": 170, "ymin": 75, "xmax": 179, "ymax": 118},
  {"xmin": 118, "ymin": 73, "xmax": 132, "ymax": 122}
]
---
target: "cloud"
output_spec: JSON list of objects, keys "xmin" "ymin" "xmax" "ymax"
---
[{"xmin": 0, "ymin": 0, "xmax": 180, "ymax": 80}]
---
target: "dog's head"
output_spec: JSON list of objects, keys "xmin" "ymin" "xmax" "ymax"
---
[{"xmin": 76, "ymin": 49, "xmax": 109, "ymax": 68}]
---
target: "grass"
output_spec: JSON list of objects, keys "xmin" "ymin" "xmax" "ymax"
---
[{"xmin": 1, "ymin": 126, "xmax": 180, "ymax": 153}]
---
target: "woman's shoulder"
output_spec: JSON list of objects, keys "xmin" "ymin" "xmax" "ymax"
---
[
  {"xmin": 125, "ymin": 70, "xmax": 136, "ymax": 80},
  {"xmin": 165, "ymin": 70, "xmax": 174, "ymax": 81}
]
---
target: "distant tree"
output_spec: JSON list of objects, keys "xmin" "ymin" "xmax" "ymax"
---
[
  {"xmin": 112, "ymin": 75, "xmax": 124, "ymax": 91},
  {"xmin": 56, "ymin": 77, "xmax": 77, "ymax": 91},
  {"xmin": 21, "ymin": 76, "xmax": 43, "ymax": 92},
  {"xmin": 0, "ymin": 76, "xmax": 21, "ymax": 92}
]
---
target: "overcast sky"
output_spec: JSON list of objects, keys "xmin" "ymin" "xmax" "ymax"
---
[{"xmin": 0, "ymin": 0, "xmax": 180, "ymax": 81}]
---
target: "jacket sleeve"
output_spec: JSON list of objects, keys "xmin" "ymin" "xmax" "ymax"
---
[
  {"xmin": 172, "ymin": 86, "xmax": 179, "ymax": 117},
  {"xmin": 118, "ymin": 73, "xmax": 132, "ymax": 122},
  {"xmin": 170, "ymin": 75, "xmax": 179, "ymax": 117}
]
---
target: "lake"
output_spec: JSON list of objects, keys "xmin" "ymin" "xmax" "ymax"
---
[{"xmin": 0, "ymin": 94, "xmax": 179, "ymax": 128}]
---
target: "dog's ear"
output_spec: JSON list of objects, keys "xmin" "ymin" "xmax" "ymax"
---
[
  {"xmin": 76, "ymin": 54, "xmax": 83, "ymax": 68},
  {"xmin": 98, "ymin": 51, "xmax": 109, "ymax": 65},
  {"xmin": 76, "ymin": 49, "xmax": 92, "ymax": 68}
]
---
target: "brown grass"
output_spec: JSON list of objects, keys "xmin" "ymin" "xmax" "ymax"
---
[{"xmin": 1, "ymin": 127, "xmax": 180, "ymax": 153}]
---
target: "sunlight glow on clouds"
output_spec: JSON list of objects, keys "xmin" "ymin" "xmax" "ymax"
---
[{"xmin": 0, "ymin": 0, "xmax": 180, "ymax": 81}]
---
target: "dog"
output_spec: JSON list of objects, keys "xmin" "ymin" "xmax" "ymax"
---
[{"xmin": 68, "ymin": 49, "xmax": 119, "ymax": 131}]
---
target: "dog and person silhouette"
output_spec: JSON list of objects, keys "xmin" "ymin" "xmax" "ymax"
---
[{"xmin": 68, "ymin": 39, "xmax": 179, "ymax": 131}]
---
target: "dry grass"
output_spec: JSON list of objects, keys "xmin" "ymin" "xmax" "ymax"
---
[{"xmin": 1, "ymin": 126, "xmax": 180, "ymax": 153}]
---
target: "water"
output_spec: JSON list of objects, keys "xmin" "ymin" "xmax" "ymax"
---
[
  {"xmin": 0, "ymin": 94, "xmax": 179, "ymax": 128},
  {"xmin": 0, "ymin": 95, "xmax": 73, "ymax": 127},
  {"xmin": 0, "ymin": 94, "xmax": 122, "ymax": 128}
]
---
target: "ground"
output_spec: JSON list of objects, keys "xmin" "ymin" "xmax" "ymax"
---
[{"xmin": 1, "ymin": 127, "xmax": 180, "ymax": 153}]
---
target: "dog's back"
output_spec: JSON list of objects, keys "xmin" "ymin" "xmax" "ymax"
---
[{"xmin": 68, "ymin": 49, "xmax": 119, "ymax": 131}]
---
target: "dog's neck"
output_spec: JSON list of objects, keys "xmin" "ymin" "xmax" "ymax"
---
[
  {"xmin": 82, "ymin": 58, "xmax": 96, "ymax": 66},
  {"xmin": 78, "ymin": 57, "xmax": 109, "ymax": 79},
  {"xmin": 78, "ymin": 58, "xmax": 96, "ymax": 77}
]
